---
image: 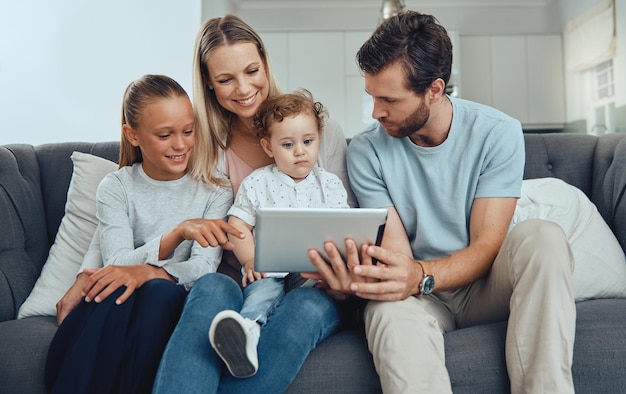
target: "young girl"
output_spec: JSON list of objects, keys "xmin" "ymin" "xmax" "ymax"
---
[
  {"xmin": 45, "ymin": 74, "xmax": 239, "ymax": 394},
  {"xmin": 209, "ymin": 89, "xmax": 349, "ymax": 378}
]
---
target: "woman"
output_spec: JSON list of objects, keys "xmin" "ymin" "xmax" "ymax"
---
[{"xmin": 152, "ymin": 15, "xmax": 351, "ymax": 393}]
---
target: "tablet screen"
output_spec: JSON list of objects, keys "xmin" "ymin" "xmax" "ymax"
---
[{"xmin": 254, "ymin": 207, "xmax": 387, "ymax": 272}]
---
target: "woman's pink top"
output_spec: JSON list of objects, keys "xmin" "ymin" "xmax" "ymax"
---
[{"xmin": 224, "ymin": 148, "xmax": 253, "ymax": 197}]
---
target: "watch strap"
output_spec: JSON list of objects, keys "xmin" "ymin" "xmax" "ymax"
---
[
  {"xmin": 416, "ymin": 260, "xmax": 430, "ymax": 295},
  {"xmin": 416, "ymin": 260, "xmax": 429, "ymax": 277}
]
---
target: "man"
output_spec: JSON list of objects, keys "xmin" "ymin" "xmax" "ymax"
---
[{"xmin": 306, "ymin": 11, "xmax": 575, "ymax": 393}]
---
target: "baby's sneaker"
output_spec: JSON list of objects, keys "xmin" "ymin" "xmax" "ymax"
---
[{"xmin": 209, "ymin": 310, "xmax": 260, "ymax": 378}]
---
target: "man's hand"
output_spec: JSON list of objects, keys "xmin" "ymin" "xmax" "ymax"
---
[
  {"xmin": 305, "ymin": 238, "xmax": 374, "ymax": 300},
  {"xmin": 306, "ymin": 238, "xmax": 421, "ymax": 301},
  {"xmin": 350, "ymin": 245, "xmax": 422, "ymax": 301}
]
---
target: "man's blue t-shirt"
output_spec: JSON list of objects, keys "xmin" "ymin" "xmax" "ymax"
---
[{"xmin": 347, "ymin": 96, "xmax": 524, "ymax": 260}]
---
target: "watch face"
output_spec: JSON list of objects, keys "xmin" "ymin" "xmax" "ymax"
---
[{"xmin": 422, "ymin": 275, "xmax": 435, "ymax": 295}]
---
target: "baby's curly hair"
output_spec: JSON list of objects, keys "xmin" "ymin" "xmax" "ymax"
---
[{"xmin": 253, "ymin": 88, "xmax": 326, "ymax": 139}]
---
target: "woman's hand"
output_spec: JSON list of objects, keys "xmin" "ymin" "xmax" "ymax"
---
[
  {"xmin": 82, "ymin": 264, "xmax": 174, "ymax": 305},
  {"xmin": 56, "ymin": 270, "xmax": 94, "ymax": 325}
]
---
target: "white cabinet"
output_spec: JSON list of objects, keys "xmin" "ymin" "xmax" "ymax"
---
[
  {"xmin": 459, "ymin": 34, "xmax": 565, "ymax": 129},
  {"xmin": 261, "ymin": 32, "xmax": 289, "ymax": 91},
  {"xmin": 260, "ymin": 29, "xmax": 463, "ymax": 137},
  {"xmin": 491, "ymin": 36, "xmax": 529, "ymax": 123},
  {"xmin": 344, "ymin": 32, "xmax": 376, "ymax": 137},
  {"xmin": 262, "ymin": 31, "xmax": 371, "ymax": 131},
  {"xmin": 261, "ymin": 32, "xmax": 346, "ymax": 120},
  {"xmin": 526, "ymin": 35, "xmax": 566, "ymax": 125},
  {"xmin": 261, "ymin": 31, "xmax": 374, "ymax": 138},
  {"xmin": 458, "ymin": 36, "xmax": 492, "ymax": 106},
  {"xmin": 287, "ymin": 32, "xmax": 346, "ymax": 130}
]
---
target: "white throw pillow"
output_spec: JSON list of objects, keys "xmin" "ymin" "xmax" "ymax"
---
[
  {"xmin": 513, "ymin": 177, "xmax": 626, "ymax": 302},
  {"xmin": 17, "ymin": 152, "xmax": 117, "ymax": 318}
]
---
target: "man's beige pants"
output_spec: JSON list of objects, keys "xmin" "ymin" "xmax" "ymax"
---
[{"xmin": 365, "ymin": 219, "xmax": 576, "ymax": 394}]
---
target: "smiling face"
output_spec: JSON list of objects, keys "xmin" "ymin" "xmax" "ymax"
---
[
  {"xmin": 123, "ymin": 95, "xmax": 195, "ymax": 181},
  {"xmin": 206, "ymin": 42, "xmax": 270, "ymax": 122},
  {"xmin": 260, "ymin": 112, "xmax": 321, "ymax": 182}
]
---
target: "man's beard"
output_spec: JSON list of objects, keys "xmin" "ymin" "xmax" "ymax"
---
[{"xmin": 383, "ymin": 100, "xmax": 430, "ymax": 139}]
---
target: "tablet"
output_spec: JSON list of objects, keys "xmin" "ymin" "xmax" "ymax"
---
[{"xmin": 254, "ymin": 207, "xmax": 388, "ymax": 273}]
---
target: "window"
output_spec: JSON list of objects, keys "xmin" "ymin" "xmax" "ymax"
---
[
  {"xmin": 594, "ymin": 59, "xmax": 614, "ymax": 100},
  {"xmin": 586, "ymin": 59, "xmax": 615, "ymax": 135},
  {"xmin": 565, "ymin": 0, "xmax": 615, "ymax": 72}
]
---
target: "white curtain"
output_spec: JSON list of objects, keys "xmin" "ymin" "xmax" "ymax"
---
[{"xmin": 565, "ymin": 0, "xmax": 616, "ymax": 71}]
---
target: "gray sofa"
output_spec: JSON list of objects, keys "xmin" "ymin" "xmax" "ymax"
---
[{"xmin": 1, "ymin": 133, "xmax": 626, "ymax": 393}]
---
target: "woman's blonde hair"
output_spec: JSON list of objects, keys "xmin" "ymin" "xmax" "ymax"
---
[
  {"xmin": 189, "ymin": 14, "xmax": 282, "ymax": 186},
  {"xmin": 119, "ymin": 74, "xmax": 188, "ymax": 168}
]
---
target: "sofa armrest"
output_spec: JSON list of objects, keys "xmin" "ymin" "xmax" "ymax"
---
[
  {"xmin": 592, "ymin": 133, "xmax": 626, "ymax": 252},
  {"xmin": 0, "ymin": 145, "xmax": 49, "ymax": 321}
]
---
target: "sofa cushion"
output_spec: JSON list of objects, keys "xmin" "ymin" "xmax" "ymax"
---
[
  {"xmin": 446, "ymin": 321, "xmax": 510, "ymax": 393},
  {"xmin": 18, "ymin": 152, "xmax": 117, "ymax": 318},
  {"xmin": 513, "ymin": 177, "xmax": 626, "ymax": 301},
  {"xmin": 0, "ymin": 316, "xmax": 57, "ymax": 393},
  {"xmin": 34, "ymin": 142, "xmax": 120, "ymax": 244},
  {"xmin": 287, "ymin": 329, "xmax": 381, "ymax": 393},
  {"xmin": 572, "ymin": 299, "xmax": 626, "ymax": 392}
]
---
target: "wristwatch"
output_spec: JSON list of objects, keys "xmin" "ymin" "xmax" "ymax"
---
[{"xmin": 416, "ymin": 261, "xmax": 435, "ymax": 296}]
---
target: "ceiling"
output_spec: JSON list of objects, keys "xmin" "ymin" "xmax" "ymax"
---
[
  {"xmin": 234, "ymin": 0, "xmax": 557, "ymax": 10},
  {"xmin": 227, "ymin": 0, "xmax": 562, "ymax": 34}
]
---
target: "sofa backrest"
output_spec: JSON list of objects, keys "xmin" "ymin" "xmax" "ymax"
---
[
  {"xmin": 2, "ymin": 134, "xmax": 626, "ymax": 320},
  {"xmin": 522, "ymin": 133, "xmax": 597, "ymax": 195},
  {"xmin": 523, "ymin": 133, "xmax": 626, "ymax": 253}
]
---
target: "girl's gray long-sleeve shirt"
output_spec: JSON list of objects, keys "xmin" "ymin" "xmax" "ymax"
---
[{"xmin": 91, "ymin": 163, "xmax": 232, "ymax": 289}]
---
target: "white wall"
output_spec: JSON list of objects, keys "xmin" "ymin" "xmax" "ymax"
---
[
  {"xmin": 0, "ymin": 0, "xmax": 201, "ymax": 145},
  {"xmin": 615, "ymin": 0, "xmax": 626, "ymax": 110}
]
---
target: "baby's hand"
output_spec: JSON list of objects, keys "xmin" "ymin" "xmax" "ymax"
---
[
  {"xmin": 241, "ymin": 262, "xmax": 266, "ymax": 287},
  {"xmin": 178, "ymin": 219, "xmax": 244, "ymax": 250}
]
